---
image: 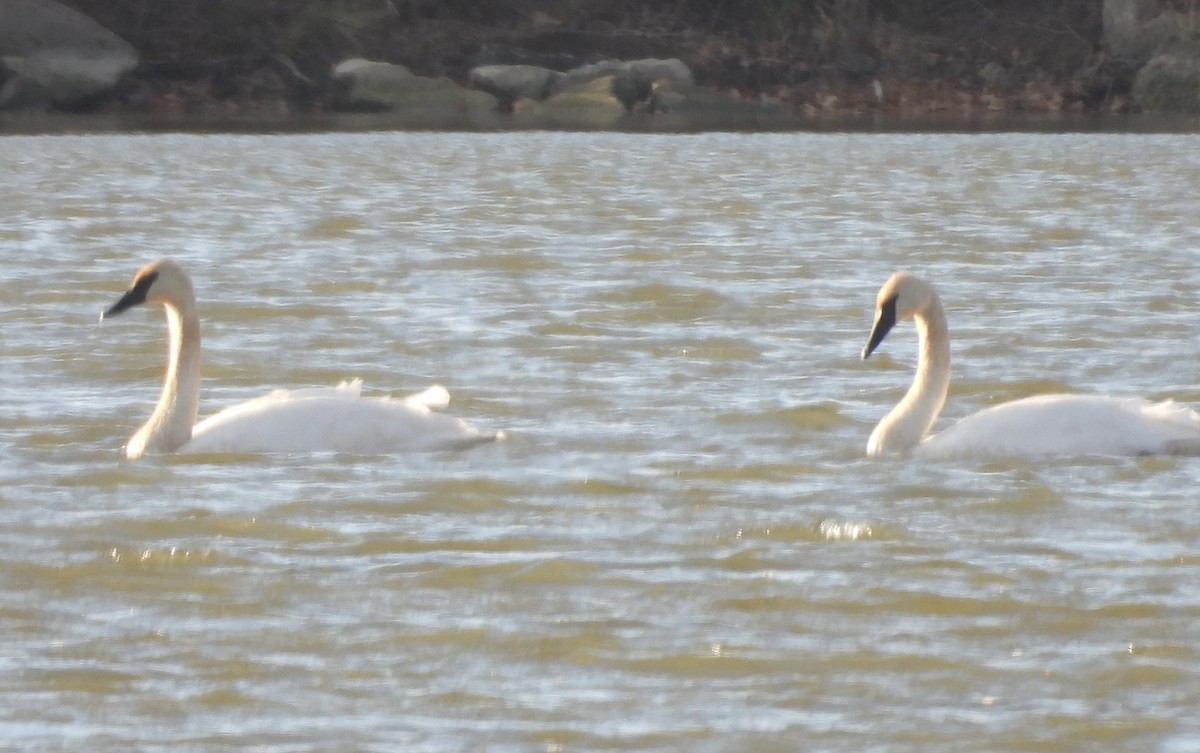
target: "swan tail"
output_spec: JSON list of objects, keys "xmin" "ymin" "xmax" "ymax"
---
[
  {"xmin": 402, "ymin": 384, "xmax": 451, "ymax": 411},
  {"xmin": 1141, "ymin": 398, "xmax": 1200, "ymax": 424},
  {"xmin": 335, "ymin": 378, "xmax": 363, "ymax": 395}
]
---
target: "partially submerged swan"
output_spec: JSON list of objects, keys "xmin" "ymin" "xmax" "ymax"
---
[
  {"xmin": 102, "ymin": 258, "xmax": 499, "ymax": 458},
  {"xmin": 861, "ymin": 272, "xmax": 1200, "ymax": 459}
]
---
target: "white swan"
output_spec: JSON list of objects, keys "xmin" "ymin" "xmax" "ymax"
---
[
  {"xmin": 860, "ymin": 272, "xmax": 1200, "ymax": 459},
  {"xmin": 102, "ymin": 258, "xmax": 499, "ymax": 458}
]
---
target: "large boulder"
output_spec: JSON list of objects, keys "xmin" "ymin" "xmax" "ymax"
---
[
  {"xmin": 1132, "ymin": 47, "xmax": 1200, "ymax": 113},
  {"xmin": 1104, "ymin": 8, "xmax": 1192, "ymax": 87},
  {"xmin": 552, "ymin": 59, "xmax": 629, "ymax": 97},
  {"xmin": 330, "ymin": 58, "xmax": 498, "ymax": 125},
  {"xmin": 1106, "ymin": 7, "xmax": 1188, "ymax": 66},
  {"xmin": 468, "ymin": 64, "xmax": 563, "ymax": 110},
  {"xmin": 627, "ymin": 58, "xmax": 694, "ymax": 100},
  {"xmin": 464, "ymin": 57, "xmax": 696, "ymax": 117},
  {"xmin": 552, "ymin": 58, "xmax": 693, "ymax": 108},
  {"xmin": 526, "ymin": 75, "xmax": 627, "ymax": 129},
  {"xmin": 0, "ymin": 0, "xmax": 138, "ymax": 109}
]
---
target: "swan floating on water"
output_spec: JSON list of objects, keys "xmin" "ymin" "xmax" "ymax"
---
[
  {"xmin": 860, "ymin": 272, "xmax": 1200, "ymax": 459},
  {"xmin": 102, "ymin": 258, "xmax": 499, "ymax": 458}
]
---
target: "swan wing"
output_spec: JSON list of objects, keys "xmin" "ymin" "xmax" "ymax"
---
[
  {"xmin": 182, "ymin": 384, "xmax": 495, "ymax": 455},
  {"xmin": 917, "ymin": 394, "xmax": 1200, "ymax": 459},
  {"xmin": 262, "ymin": 380, "xmax": 450, "ymax": 410}
]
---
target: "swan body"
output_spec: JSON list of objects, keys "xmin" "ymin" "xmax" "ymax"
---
[
  {"xmin": 911, "ymin": 394, "xmax": 1200, "ymax": 459},
  {"xmin": 103, "ymin": 259, "xmax": 498, "ymax": 458},
  {"xmin": 861, "ymin": 272, "xmax": 1200, "ymax": 459}
]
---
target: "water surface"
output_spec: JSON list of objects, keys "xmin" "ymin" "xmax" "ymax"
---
[{"xmin": 2, "ymin": 131, "xmax": 1199, "ymax": 752}]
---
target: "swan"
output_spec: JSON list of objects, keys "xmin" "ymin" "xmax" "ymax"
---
[
  {"xmin": 101, "ymin": 258, "xmax": 499, "ymax": 458},
  {"xmin": 860, "ymin": 272, "xmax": 1200, "ymax": 459}
]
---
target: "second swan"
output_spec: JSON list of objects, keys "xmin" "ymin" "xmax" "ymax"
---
[{"xmin": 861, "ymin": 272, "xmax": 1200, "ymax": 459}]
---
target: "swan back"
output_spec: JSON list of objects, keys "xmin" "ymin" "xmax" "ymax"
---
[
  {"xmin": 918, "ymin": 394, "xmax": 1200, "ymax": 459},
  {"xmin": 184, "ymin": 382, "xmax": 495, "ymax": 455}
]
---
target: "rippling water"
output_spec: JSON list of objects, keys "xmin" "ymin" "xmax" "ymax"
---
[{"xmin": 2, "ymin": 130, "xmax": 1200, "ymax": 752}]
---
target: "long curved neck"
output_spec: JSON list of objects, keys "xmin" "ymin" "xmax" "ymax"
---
[
  {"xmin": 868, "ymin": 297, "xmax": 951, "ymax": 455},
  {"xmin": 126, "ymin": 302, "xmax": 201, "ymax": 458}
]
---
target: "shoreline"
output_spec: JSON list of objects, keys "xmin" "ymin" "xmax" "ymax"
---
[
  {"xmin": 2, "ymin": 108, "xmax": 1197, "ymax": 137},
  {"xmin": 7, "ymin": 3, "xmax": 1199, "ymax": 132}
]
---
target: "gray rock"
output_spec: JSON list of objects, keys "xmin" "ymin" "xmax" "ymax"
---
[
  {"xmin": 552, "ymin": 60, "xmax": 629, "ymax": 96},
  {"xmin": 1133, "ymin": 47, "xmax": 1200, "ymax": 113},
  {"xmin": 627, "ymin": 58, "xmax": 693, "ymax": 96},
  {"xmin": 1107, "ymin": 10, "xmax": 1189, "ymax": 68},
  {"xmin": 0, "ymin": 0, "xmax": 137, "ymax": 109},
  {"xmin": 331, "ymin": 58, "xmax": 416, "ymax": 107},
  {"xmin": 330, "ymin": 58, "xmax": 498, "ymax": 125},
  {"xmin": 553, "ymin": 58, "xmax": 694, "ymax": 108},
  {"xmin": 527, "ymin": 75, "xmax": 627, "ymax": 129},
  {"xmin": 468, "ymin": 64, "xmax": 563, "ymax": 109}
]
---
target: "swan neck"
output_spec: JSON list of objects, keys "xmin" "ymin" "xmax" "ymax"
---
[
  {"xmin": 914, "ymin": 300, "xmax": 951, "ymax": 412},
  {"xmin": 127, "ymin": 301, "xmax": 200, "ymax": 457},
  {"xmin": 868, "ymin": 295, "xmax": 951, "ymax": 455}
]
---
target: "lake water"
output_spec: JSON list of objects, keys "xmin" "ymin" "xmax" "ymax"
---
[{"xmin": 2, "ymin": 129, "xmax": 1200, "ymax": 752}]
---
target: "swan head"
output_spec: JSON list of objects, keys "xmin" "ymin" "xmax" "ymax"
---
[
  {"xmin": 861, "ymin": 272, "xmax": 937, "ymax": 359},
  {"xmin": 102, "ymin": 258, "xmax": 195, "ymax": 319}
]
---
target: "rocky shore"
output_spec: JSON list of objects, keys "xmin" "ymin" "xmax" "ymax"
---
[{"xmin": 2, "ymin": 0, "xmax": 1198, "ymax": 129}]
